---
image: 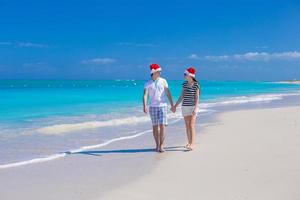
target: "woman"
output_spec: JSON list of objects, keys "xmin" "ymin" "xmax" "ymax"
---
[{"xmin": 172, "ymin": 67, "xmax": 200, "ymax": 151}]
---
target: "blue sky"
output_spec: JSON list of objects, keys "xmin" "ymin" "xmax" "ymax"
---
[{"xmin": 0, "ymin": 0, "xmax": 300, "ymax": 80}]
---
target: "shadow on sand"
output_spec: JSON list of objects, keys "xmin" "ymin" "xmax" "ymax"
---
[{"xmin": 65, "ymin": 146, "xmax": 187, "ymax": 156}]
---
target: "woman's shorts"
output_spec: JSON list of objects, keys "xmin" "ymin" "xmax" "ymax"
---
[
  {"xmin": 149, "ymin": 106, "xmax": 168, "ymax": 126},
  {"xmin": 181, "ymin": 106, "xmax": 196, "ymax": 117}
]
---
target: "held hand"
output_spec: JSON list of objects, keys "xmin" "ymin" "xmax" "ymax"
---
[
  {"xmin": 170, "ymin": 106, "xmax": 176, "ymax": 113},
  {"xmin": 143, "ymin": 106, "xmax": 148, "ymax": 114}
]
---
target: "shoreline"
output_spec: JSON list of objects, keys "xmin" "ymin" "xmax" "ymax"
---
[
  {"xmin": 1, "ymin": 89, "xmax": 300, "ymax": 168},
  {"xmin": 0, "ymin": 112, "xmax": 197, "ymax": 199},
  {"xmin": 276, "ymin": 81, "xmax": 300, "ymax": 84},
  {"xmin": 1, "ymin": 93, "xmax": 300, "ymax": 199}
]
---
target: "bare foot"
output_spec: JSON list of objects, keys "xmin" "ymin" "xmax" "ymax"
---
[
  {"xmin": 158, "ymin": 147, "xmax": 165, "ymax": 153},
  {"xmin": 188, "ymin": 144, "xmax": 195, "ymax": 151},
  {"xmin": 184, "ymin": 144, "xmax": 195, "ymax": 151}
]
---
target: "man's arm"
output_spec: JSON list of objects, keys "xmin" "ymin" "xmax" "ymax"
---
[
  {"xmin": 165, "ymin": 88, "xmax": 174, "ymax": 107},
  {"xmin": 143, "ymin": 89, "xmax": 148, "ymax": 114}
]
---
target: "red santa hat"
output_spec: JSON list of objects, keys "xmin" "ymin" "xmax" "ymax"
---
[
  {"xmin": 184, "ymin": 67, "xmax": 196, "ymax": 78},
  {"xmin": 149, "ymin": 63, "xmax": 162, "ymax": 74}
]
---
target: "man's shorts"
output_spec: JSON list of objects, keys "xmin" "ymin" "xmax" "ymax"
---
[{"xmin": 149, "ymin": 106, "xmax": 168, "ymax": 126}]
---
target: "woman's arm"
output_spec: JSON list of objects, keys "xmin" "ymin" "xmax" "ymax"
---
[
  {"xmin": 193, "ymin": 87, "xmax": 200, "ymax": 115},
  {"xmin": 174, "ymin": 87, "xmax": 185, "ymax": 108}
]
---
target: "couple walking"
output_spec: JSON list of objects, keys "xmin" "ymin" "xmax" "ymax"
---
[{"xmin": 143, "ymin": 63, "xmax": 200, "ymax": 153}]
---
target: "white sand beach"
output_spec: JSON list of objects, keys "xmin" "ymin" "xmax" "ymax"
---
[
  {"xmin": 1, "ymin": 106, "xmax": 300, "ymax": 200},
  {"xmin": 101, "ymin": 107, "xmax": 300, "ymax": 200}
]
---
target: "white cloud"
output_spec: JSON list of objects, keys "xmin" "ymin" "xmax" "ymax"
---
[
  {"xmin": 17, "ymin": 42, "xmax": 48, "ymax": 48},
  {"xmin": 188, "ymin": 51, "xmax": 300, "ymax": 62},
  {"xmin": 82, "ymin": 58, "xmax": 116, "ymax": 65},
  {"xmin": 116, "ymin": 42, "xmax": 156, "ymax": 47},
  {"xmin": 204, "ymin": 55, "xmax": 230, "ymax": 61},
  {"xmin": 271, "ymin": 51, "xmax": 300, "ymax": 60},
  {"xmin": 187, "ymin": 54, "xmax": 201, "ymax": 59},
  {"xmin": 0, "ymin": 41, "xmax": 49, "ymax": 48}
]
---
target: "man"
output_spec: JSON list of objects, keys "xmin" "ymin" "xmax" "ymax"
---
[{"xmin": 143, "ymin": 63, "xmax": 174, "ymax": 153}]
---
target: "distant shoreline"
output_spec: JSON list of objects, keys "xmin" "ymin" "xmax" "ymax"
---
[{"xmin": 277, "ymin": 80, "xmax": 300, "ymax": 84}]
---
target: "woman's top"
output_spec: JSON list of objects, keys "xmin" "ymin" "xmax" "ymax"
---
[{"xmin": 182, "ymin": 81, "xmax": 200, "ymax": 106}]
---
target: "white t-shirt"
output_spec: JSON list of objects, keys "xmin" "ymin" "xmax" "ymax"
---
[{"xmin": 144, "ymin": 77, "xmax": 169, "ymax": 107}]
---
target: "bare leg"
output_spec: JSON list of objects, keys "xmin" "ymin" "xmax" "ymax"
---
[
  {"xmin": 184, "ymin": 116, "xmax": 192, "ymax": 148},
  {"xmin": 152, "ymin": 125, "xmax": 159, "ymax": 151},
  {"xmin": 158, "ymin": 124, "xmax": 165, "ymax": 153},
  {"xmin": 189, "ymin": 114, "xmax": 197, "ymax": 150}
]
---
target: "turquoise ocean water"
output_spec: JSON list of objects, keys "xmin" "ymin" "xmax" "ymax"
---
[{"xmin": 1, "ymin": 79, "xmax": 300, "ymax": 169}]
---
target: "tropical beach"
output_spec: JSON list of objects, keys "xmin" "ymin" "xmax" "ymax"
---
[
  {"xmin": 1, "ymin": 99, "xmax": 300, "ymax": 200},
  {"xmin": 1, "ymin": 0, "xmax": 300, "ymax": 199},
  {"xmin": 1, "ymin": 80, "xmax": 300, "ymax": 168},
  {"xmin": 1, "ymin": 81, "xmax": 300, "ymax": 200}
]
